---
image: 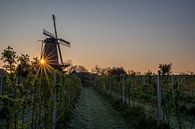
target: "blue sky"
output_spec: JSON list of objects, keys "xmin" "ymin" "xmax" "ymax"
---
[{"xmin": 0, "ymin": 0, "xmax": 194, "ymax": 73}]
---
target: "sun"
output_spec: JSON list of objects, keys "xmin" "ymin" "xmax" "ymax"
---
[
  {"xmin": 35, "ymin": 56, "xmax": 55, "ymax": 79},
  {"xmin": 40, "ymin": 58, "xmax": 45, "ymax": 65}
]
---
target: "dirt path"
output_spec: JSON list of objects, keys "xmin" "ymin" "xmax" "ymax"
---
[{"xmin": 68, "ymin": 87, "xmax": 131, "ymax": 129}]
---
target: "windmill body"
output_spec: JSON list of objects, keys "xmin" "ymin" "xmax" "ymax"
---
[
  {"xmin": 41, "ymin": 14, "xmax": 70, "ymax": 70},
  {"xmin": 43, "ymin": 38, "xmax": 59, "ymax": 67}
]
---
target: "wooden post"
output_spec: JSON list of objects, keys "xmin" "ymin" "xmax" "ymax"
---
[
  {"xmin": 94, "ymin": 79, "xmax": 96, "ymax": 87},
  {"xmin": 157, "ymin": 70, "xmax": 162, "ymax": 126},
  {"xmin": 109, "ymin": 77, "xmax": 112, "ymax": 97},
  {"xmin": 16, "ymin": 73, "xmax": 19, "ymax": 86},
  {"xmin": 52, "ymin": 70, "xmax": 57, "ymax": 129},
  {"xmin": 171, "ymin": 75, "xmax": 175, "ymax": 102},
  {"xmin": 0, "ymin": 76, "xmax": 2, "ymax": 95},
  {"xmin": 122, "ymin": 75, "xmax": 125, "ymax": 103},
  {"xmin": 128, "ymin": 78, "xmax": 131, "ymax": 107},
  {"xmin": 120, "ymin": 75, "xmax": 122, "ymax": 102}
]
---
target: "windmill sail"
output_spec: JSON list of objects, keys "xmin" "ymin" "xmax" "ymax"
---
[{"xmin": 43, "ymin": 29, "xmax": 55, "ymax": 38}]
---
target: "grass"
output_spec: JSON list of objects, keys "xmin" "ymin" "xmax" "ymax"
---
[{"xmin": 96, "ymin": 88, "xmax": 170, "ymax": 129}]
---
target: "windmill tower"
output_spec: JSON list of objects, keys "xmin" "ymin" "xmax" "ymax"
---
[{"xmin": 41, "ymin": 14, "xmax": 70, "ymax": 70}]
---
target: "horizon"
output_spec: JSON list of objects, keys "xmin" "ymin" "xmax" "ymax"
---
[
  {"xmin": 0, "ymin": 0, "xmax": 195, "ymax": 74},
  {"xmin": 0, "ymin": 55, "xmax": 194, "ymax": 75}
]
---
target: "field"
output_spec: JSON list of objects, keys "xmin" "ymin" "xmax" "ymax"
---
[
  {"xmin": 0, "ymin": 69, "xmax": 82, "ymax": 129},
  {"xmin": 1, "ymin": 67, "xmax": 195, "ymax": 129},
  {"xmin": 94, "ymin": 74, "xmax": 195, "ymax": 129},
  {"xmin": 0, "ymin": 46, "xmax": 195, "ymax": 129}
]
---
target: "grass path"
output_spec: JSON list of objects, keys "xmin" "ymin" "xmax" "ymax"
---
[{"xmin": 68, "ymin": 87, "xmax": 131, "ymax": 129}]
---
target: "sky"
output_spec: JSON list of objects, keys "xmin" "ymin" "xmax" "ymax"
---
[{"xmin": 0, "ymin": 0, "xmax": 194, "ymax": 74}]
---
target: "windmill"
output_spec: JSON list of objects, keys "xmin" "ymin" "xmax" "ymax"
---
[{"xmin": 40, "ymin": 14, "xmax": 70, "ymax": 70}]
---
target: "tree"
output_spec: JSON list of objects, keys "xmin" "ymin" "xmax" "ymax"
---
[
  {"xmin": 17, "ymin": 54, "xmax": 30, "ymax": 77},
  {"xmin": 30, "ymin": 57, "xmax": 40, "ymax": 74},
  {"xmin": 159, "ymin": 63, "xmax": 172, "ymax": 75},
  {"xmin": 1, "ymin": 46, "xmax": 19, "ymax": 129},
  {"xmin": 128, "ymin": 70, "xmax": 136, "ymax": 76},
  {"xmin": 91, "ymin": 65, "xmax": 102, "ymax": 75},
  {"xmin": 91, "ymin": 65, "xmax": 109, "ymax": 76},
  {"xmin": 1, "ymin": 46, "xmax": 17, "ymax": 74},
  {"xmin": 159, "ymin": 63, "xmax": 173, "ymax": 126},
  {"xmin": 67, "ymin": 65, "xmax": 88, "ymax": 73},
  {"xmin": 107, "ymin": 66, "xmax": 126, "ymax": 77},
  {"xmin": 1, "ymin": 46, "xmax": 17, "ymax": 89},
  {"xmin": 31, "ymin": 57, "xmax": 39, "ymax": 66}
]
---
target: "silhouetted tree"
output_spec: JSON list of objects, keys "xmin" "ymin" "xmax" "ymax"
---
[
  {"xmin": 1, "ymin": 46, "xmax": 19, "ymax": 129},
  {"xmin": 128, "ymin": 70, "xmax": 136, "ymax": 76},
  {"xmin": 159, "ymin": 63, "xmax": 172, "ymax": 75},
  {"xmin": 1, "ymin": 46, "xmax": 17, "ymax": 74},
  {"xmin": 67, "ymin": 65, "xmax": 88, "ymax": 73},
  {"xmin": 17, "ymin": 54, "xmax": 30, "ymax": 77},
  {"xmin": 91, "ymin": 65, "xmax": 102, "ymax": 75},
  {"xmin": 30, "ymin": 57, "xmax": 39, "ymax": 74},
  {"xmin": 107, "ymin": 66, "xmax": 126, "ymax": 77}
]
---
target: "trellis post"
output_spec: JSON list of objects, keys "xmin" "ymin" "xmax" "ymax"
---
[
  {"xmin": 157, "ymin": 70, "xmax": 162, "ymax": 126},
  {"xmin": 0, "ymin": 76, "xmax": 2, "ymax": 95},
  {"xmin": 52, "ymin": 70, "xmax": 57, "ymax": 129},
  {"xmin": 122, "ymin": 75, "xmax": 125, "ymax": 103}
]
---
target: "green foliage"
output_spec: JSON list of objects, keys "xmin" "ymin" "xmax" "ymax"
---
[
  {"xmin": 1, "ymin": 46, "xmax": 17, "ymax": 73},
  {"xmin": 94, "ymin": 73, "xmax": 195, "ymax": 129},
  {"xmin": 0, "ymin": 95, "xmax": 21, "ymax": 129},
  {"xmin": 17, "ymin": 54, "xmax": 30, "ymax": 77},
  {"xmin": 100, "ymin": 92, "xmax": 160, "ymax": 129},
  {"xmin": 0, "ymin": 46, "xmax": 82, "ymax": 129}
]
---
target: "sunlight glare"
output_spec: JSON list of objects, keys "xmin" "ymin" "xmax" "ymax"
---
[{"xmin": 40, "ymin": 58, "xmax": 45, "ymax": 65}]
